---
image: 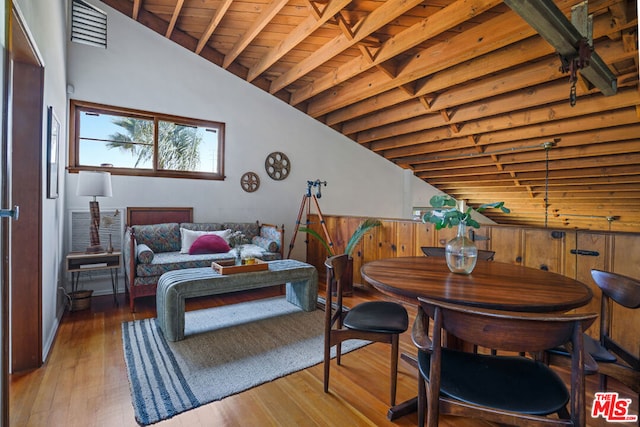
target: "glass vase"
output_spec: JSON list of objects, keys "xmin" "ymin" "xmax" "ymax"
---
[
  {"xmin": 445, "ymin": 222, "xmax": 478, "ymax": 274},
  {"xmin": 234, "ymin": 247, "xmax": 242, "ymax": 266}
]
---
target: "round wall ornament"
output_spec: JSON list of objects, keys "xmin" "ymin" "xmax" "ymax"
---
[
  {"xmin": 265, "ymin": 151, "xmax": 290, "ymax": 180},
  {"xmin": 240, "ymin": 171, "xmax": 260, "ymax": 192}
]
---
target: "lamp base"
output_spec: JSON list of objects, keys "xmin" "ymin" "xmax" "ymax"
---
[
  {"xmin": 85, "ymin": 245, "xmax": 104, "ymax": 254},
  {"xmin": 87, "ymin": 200, "xmax": 103, "ymax": 254}
]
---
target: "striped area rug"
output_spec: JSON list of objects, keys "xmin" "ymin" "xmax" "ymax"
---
[{"xmin": 122, "ymin": 296, "xmax": 369, "ymax": 425}]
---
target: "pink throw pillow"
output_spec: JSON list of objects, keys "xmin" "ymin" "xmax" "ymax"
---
[{"xmin": 189, "ymin": 234, "xmax": 231, "ymax": 255}]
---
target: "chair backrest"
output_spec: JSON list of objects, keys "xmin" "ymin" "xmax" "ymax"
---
[
  {"xmin": 324, "ymin": 254, "xmax": 349, "ymax": 330},
  {"xmin": 420, "ymin": 246, "xmax": 495, "ymax": 261},
  {"xmin": 591, "ymin": 269, "xmax": 640, "ymax": 370},
  {"xmin": 415, "ymin": 297, "xmax": 597, "ymax": 354},
  {"xmin": 413, "ymin": 297, "xmax": 598, "ymax": 426},
  {"xmin": 591, "ymin": 269, "xmax": 640, "ymax": 309},
  {"xmin": 421, "ymin": 247, "xmax": 446, "ymax": 257}
]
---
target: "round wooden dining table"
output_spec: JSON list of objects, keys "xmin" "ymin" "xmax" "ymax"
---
[
  {"xmin": 361, "ymin": 256, "xmax": 594, "ymax": 421},
  {"xmin": 361, "ymin": 256, "xmax": 593, "ymax": 313}
]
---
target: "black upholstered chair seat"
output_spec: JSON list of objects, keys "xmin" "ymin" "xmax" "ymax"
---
[
  {"xmin": 343, "ymin": 301, "xmax": 409, "ymax": 334},
  {"xmin": 418, "ymin": 349, "xmax": 570, "ymax": 416}
]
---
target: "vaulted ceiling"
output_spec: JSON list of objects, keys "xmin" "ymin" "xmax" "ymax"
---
[{"xmin": 98, "ymin": 0, "xmax": 639, "ymax": 232}]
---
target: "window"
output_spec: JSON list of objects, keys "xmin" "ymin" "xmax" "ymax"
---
[{"xmin": 69, "ymin": 100, "xmax": 225, "ymax": 180}]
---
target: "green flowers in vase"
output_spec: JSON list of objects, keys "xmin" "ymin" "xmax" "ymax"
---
[{"xmin": 422, "ymin": 195, "xmax": 510, "ymax": 230}]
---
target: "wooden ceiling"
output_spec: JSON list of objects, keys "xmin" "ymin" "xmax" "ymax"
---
[{"xmin": 99, "ymin": 0, "xmax": 640, "ymax": 232}]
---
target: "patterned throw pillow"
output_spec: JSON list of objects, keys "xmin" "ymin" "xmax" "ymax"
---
[
  {"xmin": 251, "ymin": 236, "xmax": 278, "ymax": 252},
  {"xmin": 136, "ymin": 244, "xmax": 154, "ymax": 264},
  {"xmin": 188, "ymin": 235, "xmax": 231, "ymax": 255}
]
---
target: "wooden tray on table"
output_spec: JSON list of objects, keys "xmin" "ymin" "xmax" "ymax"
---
[{"xmin": 211, "ymin": 259, "xmax": 269, "ymax": 275}]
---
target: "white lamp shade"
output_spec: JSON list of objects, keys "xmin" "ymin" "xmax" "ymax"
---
[{"xmin": 76, "ymin": 171, "xmax": 113, "ymax": 197}]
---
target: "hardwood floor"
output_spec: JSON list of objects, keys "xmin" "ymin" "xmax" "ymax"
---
[{"xmin": 9, "ymin": 285, "xmax": 638, "ymax": 427}]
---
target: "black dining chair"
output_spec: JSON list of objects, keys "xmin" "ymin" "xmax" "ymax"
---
[
  {"xmin": 590, "ymin": 269, "xmax": 640, "ymax": 396},
  {"xmin": 324, "ymin": 254, "xmax": 409, "ymax": 406},
  {"xmin": 588, "ymin": 270, "xmax": 640, "ymax": 396},
  {"xmin": 548, "ymin": 269, "xmax": 640, "ymax": 400},
  {"xmin": 412, "ymin": 296, "xmax": 597, "ymax": 427},
  {"xmin": 420, "ymin": 246, "xmax": 495, "ymax": 261}
]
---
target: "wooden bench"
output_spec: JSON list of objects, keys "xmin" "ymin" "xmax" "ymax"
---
[{"xmin": 156, "ymin": 259, "xmax": 318, "ymax": 341}]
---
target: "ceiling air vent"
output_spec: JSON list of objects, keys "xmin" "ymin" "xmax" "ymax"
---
[{"xmin": 71, "ymin": 0, "xmax": 107, "ymax": 48}]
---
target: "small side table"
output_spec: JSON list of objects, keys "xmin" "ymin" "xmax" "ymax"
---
[{"xmin": 66, "ymin": 251, "xmax": 121, "ymax": 306}]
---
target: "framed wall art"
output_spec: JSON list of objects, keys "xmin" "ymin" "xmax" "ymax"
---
[{"xmin": 46, "ymin": 106, "xmax": 60, "ymax": 199}]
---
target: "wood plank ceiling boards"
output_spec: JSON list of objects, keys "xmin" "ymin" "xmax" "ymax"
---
[{"xmin": 99, "ymin": 0, "xmax": 640, "ymax": 232}]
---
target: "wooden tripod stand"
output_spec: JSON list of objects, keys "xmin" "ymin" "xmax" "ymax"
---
[{"xmin": 287, "ymin": 181, "xmax": 334, "ymax": 259}]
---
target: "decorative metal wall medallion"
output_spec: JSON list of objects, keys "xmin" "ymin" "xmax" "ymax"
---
[
  {"xmin": 265, "ymin": 151, "xmax": 290, "ymax": 180},
  {"xmin": 240, "ymin": 171, "xmax": 260, "ymax": 192}
]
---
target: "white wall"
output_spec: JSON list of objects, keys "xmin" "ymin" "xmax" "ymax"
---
[
  {"xmin": 66, "ymin": 0, "xmax": 442, "ymax": 275},
  {"xmin": 14, "ymin": 0, "xmax": 69, "ymax": 362},
  {"xmin": 9, "ymin": 0, "xmax": 440, "ymax": 364}
]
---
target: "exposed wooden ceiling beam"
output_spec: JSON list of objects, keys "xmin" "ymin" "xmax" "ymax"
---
[
  {"xmin": 416, "ymin": 152, "xmax": 640, "ymax": 177},
  {"xmin": 311, "ymin": 4, "xmax": 622, "ymax": 118},
  {"xmin": 195, "ymin": 0, "xmax": 234, "ymax": 55},
  {"xmin": 246, "ymin": 0, "xmax": 352, "ymax": 82},
  {"xmin": 361, "ymin": 82, "xmax": 637, "ymax": 151},
  {"xmin": 165, "ymin": 0, "xmax": 184, "ymax": 39},
  {"xmin": 386, "ymin": 123, "xmax": 639, "ymax": 166},
  {"xmin": 306, "ymin": 6, "xmax": 541, "ymax": 117},
  {"xmin": 373, "ymin": 101, "xmax": 638, "ymax": 155},
  {"xmin": 268, "ymin": 0, "xmax": 423, "ymax": 94},
  {"xmin": 132, "ymin": 0, "xmax": 141, "ymax": 20},
  {"xmin": 345, "ymin": 42, "xmax": 629, "ymax": 136},
  {"xmin": 410, "ymin": 137, "xmax": 638, "ymax": 172},
  {"xmin": 290, "ymin": 0, "xmax": 503, "ymax": 106},
  {"xmin": 222, "ymin": 0, "xmax": 289, "ymax": 69},
  {"xmin": 427, "ymin": 164, "xmax": 640, "ymax": 185}
]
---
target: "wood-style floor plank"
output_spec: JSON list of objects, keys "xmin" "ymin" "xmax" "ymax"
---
[{"xmin": 9, "ymin": 285, "xmax": 638, "ymax": 426}]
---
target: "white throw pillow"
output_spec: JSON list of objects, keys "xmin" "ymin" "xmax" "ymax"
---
[
  {"xmin": 235, "ymin": 244, "xmax": 266, "ymax": 258},
  {"xmin": 180, "ymin": 228, "xmax": 232, "ymax": 254}
]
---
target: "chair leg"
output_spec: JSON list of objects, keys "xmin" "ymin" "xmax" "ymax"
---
[
  {"xmin": 557, "ymin": 406, "xmax": 570, "ymax": 420},
  {"xmin": 390, "ymin": 334, "xmax": 399, "ymax": 406},
  {"xmin": 599, "ymin": 373, "xmax": 608, "ymax": 392},
  {"xmin": 324, "ymin": 340, "xmax": 331, "ymax": 393},
  {"xmin": 418, "ymin": 374, "xmax": 426, "ymax": 427},
  {"xmin": 336, "ymin": 342, "xmax": 342, "ymax": 366},
  {"xmin": 426, "ymin": 380, "xmax": 439, "ymax": 427}
]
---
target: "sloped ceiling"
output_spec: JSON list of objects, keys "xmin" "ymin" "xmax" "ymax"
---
[{"xmin": 97, "ymin": 0, "xmax": 640, "ymax": 232}]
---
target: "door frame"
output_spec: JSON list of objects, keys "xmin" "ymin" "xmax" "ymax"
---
[{"xmin": 0, "ymin": 0, "xmax": 9, "ymax": 424}]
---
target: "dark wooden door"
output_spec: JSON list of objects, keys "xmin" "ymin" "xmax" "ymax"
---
[{"xmin": 9, "ymin": 8, "xmax": 43, "ymax": 372}]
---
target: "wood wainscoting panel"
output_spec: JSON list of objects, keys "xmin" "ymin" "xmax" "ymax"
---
[{"xmin": 307, "ymin": 214, "xmax": 640, "ymax": 359}]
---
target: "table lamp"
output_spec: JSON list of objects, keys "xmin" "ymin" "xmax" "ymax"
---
[{"xmin": 76, "ymin": 171, "xmax": 112, "ymax": 253}]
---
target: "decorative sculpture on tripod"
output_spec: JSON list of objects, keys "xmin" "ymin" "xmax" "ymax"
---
[{"xmin": 287, "ymin": 180, "xmax": 333, "ymax": 259}]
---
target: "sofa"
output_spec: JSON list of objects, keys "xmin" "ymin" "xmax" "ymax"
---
[{"xmin": 123, "ymin": 220, "xmax": 284, "ymax": 311}]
